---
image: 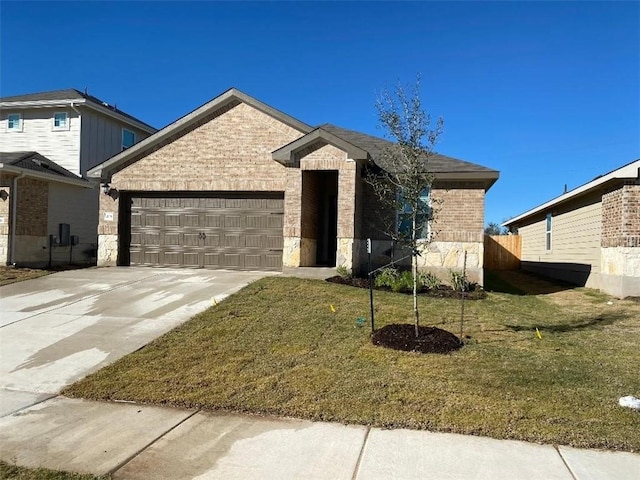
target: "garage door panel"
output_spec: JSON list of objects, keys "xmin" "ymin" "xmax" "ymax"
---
[
  {"xmin": 224, "ymin": 253, "xmax": 241, "ymax": 268},
  {"xmin": 205, "ymin": 215, "xmax": 222, "ymax": 228},
  {"xmin": 165, "ymin": 214, "xmax": 180, "ymax": 227},
  {"xmin": 205, "ymin": 234, "xmax": 220, "ymax": 247},
  {"xmin": 225, "ymin": 216, "xmax": 241, "ymax": 228},
  {"xmin": 184, "ymin": 214, "xmax": 199, "ymax": 227},
  {"xmin": 183, "ymin": 233, "xmax": 200, "ymax": 247},
  {"xmin": 183, "ymin": 251, "xmax": 200, "ymax": 266},
  {"xmin": 164, "ymin": 233, "xmax": 181, "ymax": 246},
  {"xmin": 130, "ymin": 193, "xmax": 283, "ymax": 270},
  {"xmin": 163, "ymin": 251, "xmax": 181, "ymax": 266},
  {"xmin": 245, "ymin": 235, "xmax": 262, "ymax": 248}
]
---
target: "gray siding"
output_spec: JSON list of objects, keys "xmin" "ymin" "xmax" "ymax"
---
[
  {"xmin": 48, "ymin": 182, "xmax": 99, "ymax": 264},
  {"xmin": 1, "ymin": 109, "xmax": 81, "ymax": 174},
  {"xmin": 80, "ymin": 109, "xmax": 151, "ymax": 175}
]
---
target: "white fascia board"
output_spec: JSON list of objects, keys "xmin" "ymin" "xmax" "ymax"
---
[
  {"xmin": 0, "ymin": 164, "xmax": 95, "ymax": 188},
  {"xmin": 503, "ymin": 160, "xmax": 640, "ymax": 227},
  {"xmin": 0, "ymin": 98, "xmax": 88, "ymax": 108}
]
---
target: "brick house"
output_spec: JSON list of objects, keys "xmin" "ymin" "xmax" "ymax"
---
[
  {"xmin": 88, "ymin": 88, "xmax": 499, "ymax": 283},
  {"xmin": 0, "ymin": 89, "xmax": 155, "ymax": 266},
  {"xmin": 503, "ymin": 160, "xmax": 640, "ymax": 298}
]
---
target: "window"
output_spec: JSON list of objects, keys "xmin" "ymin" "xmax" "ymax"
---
[
  {"xmin": 7, "ymin": 113, "xmax": 22, "ymax": 131},
  {"xmin": 545, "ymin": 213, "xmax": 552, "ymax": 251},
  {"xmin": 122, "ymin": 129, "xmax": 136, "ymax": 150},
  {"xmin": 53, "ymin": 112, "xmax": 68, "ymax": 130},
  {"xmin": 397, "ymin": 188, "xmax": 431, "ymax": 240}
]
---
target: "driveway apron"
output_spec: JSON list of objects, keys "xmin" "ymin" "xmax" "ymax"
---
[{"xmin": 0, "ymin": 267, "xmax": 270, "ymax": 416}]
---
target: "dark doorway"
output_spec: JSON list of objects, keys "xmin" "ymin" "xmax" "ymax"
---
[{"xmin": 301, "ymin": 171, "xmax": 338, "ymax": 266}]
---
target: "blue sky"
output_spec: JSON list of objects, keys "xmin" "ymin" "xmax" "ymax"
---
[{"xmin": 2, "ymin": 1, "xmax": 638, "ymax": 226}]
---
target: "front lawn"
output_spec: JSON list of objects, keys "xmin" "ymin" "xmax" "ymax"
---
[
  {"xmin": 0, "ymin": 461, "xmax": 109, "ymax": 480},
  {"xmin": 64, "ymin": 275, "xmax": 640, "ymax": 451}
]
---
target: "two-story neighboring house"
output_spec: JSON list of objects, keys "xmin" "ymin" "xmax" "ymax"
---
[{"xmin": 0, "ymin": 89, "xmax": 156, "ymax": 267}]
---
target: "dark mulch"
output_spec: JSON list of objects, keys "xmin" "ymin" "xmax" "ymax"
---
[
  {"xmin": 326, "ymin": 276, "xmax": 487, "ymax": 300},
  {"xmin": 372, "ymin": 323, "xmax": 463, "ymax": 354},
  {"xmin": 625, "ymin": 296, "xmax": 640, "ymax": 303}
]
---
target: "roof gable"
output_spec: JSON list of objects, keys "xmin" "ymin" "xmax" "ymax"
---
[
  {"xmin": 272, "ymin": 127, "xmax": 369, "ymax": 166},
  {"xmin": 88, "ymin": 88, "xmax": 313, "ymax": 181}
]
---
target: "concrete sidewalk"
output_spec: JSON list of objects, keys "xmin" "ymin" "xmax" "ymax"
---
[{"xmin": 1, "ymin": 396, "xmax": 638, "ymax": 480}]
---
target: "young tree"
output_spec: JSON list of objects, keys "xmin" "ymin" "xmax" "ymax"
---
[{"xmin": 367, "ymin": 77, "xmax": 444, "ymax": 337}]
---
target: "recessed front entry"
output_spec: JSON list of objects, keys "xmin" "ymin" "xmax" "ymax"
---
[
  {"xmin": 125, "ymin": 193, "xmax": 284, "ymax": 270},
  {"xmin": 301, "ymin": 171, "xmax": 338, "ymax": 266}
]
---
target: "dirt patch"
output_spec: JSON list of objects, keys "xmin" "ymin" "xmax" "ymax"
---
[
  {"xmin": 0, "ymin": 265, "xmax": 92, "ymax": 287},
  {"xmin": 326, "ymin": 276, "xmax": 486, "ymax": 300},
  {"xmin": 372, "ymin": 323, "xmax": 463, "ymax": 354}
]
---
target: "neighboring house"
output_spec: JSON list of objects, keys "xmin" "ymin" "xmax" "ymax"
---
[
  {"xmin": 0, "ymin": 89, "xmax": 156, "ymax": 267},
  {"xmin": 0, "ymin": 152, "xmax": 94, "ymax": 265},
  {"xmin": 88, "ymin": 88, "xmax": 499, "ymax": 283},
  {"xmin": 503, "ymin": 160, "xmax": 640, "ymax": 298}
]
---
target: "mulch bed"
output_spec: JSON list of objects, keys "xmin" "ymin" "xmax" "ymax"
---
[
  {"xmin": 372, "ymin": 323, "xmax": 463, "ymax": 354},
  {"xmin": 326, "ymin": 276, "xmax": 487, "ymax": 300}
]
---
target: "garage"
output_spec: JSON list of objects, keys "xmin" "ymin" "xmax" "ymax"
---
[{"xmin": 127, "ymin": 193, "xmax": 284, "ymax": 270}]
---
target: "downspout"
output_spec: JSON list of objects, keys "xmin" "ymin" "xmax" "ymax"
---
[
  {"xmin": 70, "ymin": 102, "xmax": 82, "ymax": 176},
  {"xmin": 9, "ymin": 171, "xmax": 26, "ymax": 265}
]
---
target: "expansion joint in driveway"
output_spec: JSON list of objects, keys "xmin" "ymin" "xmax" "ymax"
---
[{"xmin": 108, "ymin": 407, "xmax": 202, "ymax": 476}]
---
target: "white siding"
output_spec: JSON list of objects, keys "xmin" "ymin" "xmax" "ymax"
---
[
  {"xmin": 1, "ymin": 109, "xmax": 81, "ymax": 174},
  {"xmin": 80, "ymin": 109, "xmax": 152, "ymax": 175},
  {"xmin": 47, "ymin": 182, "xmax": 99, "ymax": 264}
]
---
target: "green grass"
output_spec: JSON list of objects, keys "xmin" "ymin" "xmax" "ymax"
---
[
  {"xmin": 0, "ymin": 461, "xmax": 109, "ymax": 480},
  {"xmin": 64, "ymin": 276, "xmax": 640, "ymax": 452}
]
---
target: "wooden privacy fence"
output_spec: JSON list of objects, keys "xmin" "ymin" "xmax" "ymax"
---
[{"xmin": 484, "ymin": 235, "xmax": 521, "ymax": 270}]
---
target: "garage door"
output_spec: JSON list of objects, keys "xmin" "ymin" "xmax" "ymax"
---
[{"xmin": 129, "ymin": 194, "xmax": 284, "ymax": 270}]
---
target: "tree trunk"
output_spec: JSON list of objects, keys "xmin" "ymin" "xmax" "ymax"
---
[{"xmin": 412, "ymin": 212, "xmax": 420, "ymax": 337}]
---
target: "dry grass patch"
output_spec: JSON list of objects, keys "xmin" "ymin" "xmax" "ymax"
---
[
  {"xmin": 0, "ymin": 267, "xmax": 52, "ymax": 286},
  {"xmin": 0, "ymin": 461, "xmax": 109, "ymax": 480},
  {"xmin": 64, "ymin": 276, "xmax": 640, "ymax": 451}
]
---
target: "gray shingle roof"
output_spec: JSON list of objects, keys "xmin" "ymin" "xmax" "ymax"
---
[
  {"xmin": 320, "ymin": 123, "xmax": 498, "ymax": 175},
  {"xmin": 0, "ymin": 89, "xmax": 155, "ymax": 131},
  {"xmin": 0, "ymin": 151, "xmax": 82, "ymax": 180}
]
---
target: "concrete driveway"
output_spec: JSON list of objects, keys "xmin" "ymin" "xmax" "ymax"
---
[{"xmin": 0, "ymin": 267, "xmax": 272, "ymax": 416}]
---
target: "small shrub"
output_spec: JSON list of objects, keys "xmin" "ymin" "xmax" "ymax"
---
[
  {"xmin": 374, "ymin": 267, "xmax": 400, "ymax": 288},
  {"xmin": 450, "ymin": 270, "xmax": 470, "ymax": 292},
  {"xmin": 418, "ymin": 271, "xmax": 440, "ymax": 290},
  {"xmin": 336, "ymin": 265, "xmax": 352, "ymax": 279},
  {"xmin": 391, "ymin": 270, "xmax": 415, "ymax": 293}
]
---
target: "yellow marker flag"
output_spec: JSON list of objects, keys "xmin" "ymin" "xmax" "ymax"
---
[
  {"xmin": 330, "ymin": 304, "xmax": 336, "ymax": 313},
  {"xmin": 536, "ymin": 328, "xmax": 542, "ymax": 340},
  {"xmin": 213, "ymin": 298, "xmax": 218, "ymax": 306}
]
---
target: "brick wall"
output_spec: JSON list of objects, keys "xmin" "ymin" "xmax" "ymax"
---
[
  {"xmin": 361, "ymin": 179, "xmax": 485, "ymax": 243},
  {"xmin": 602, "ymin": 183, "xmax": 640, "ymax": 248},
  {"xmin": 431, "ymin": 181, "xmax": 485, "ymax": 243},
  {"xmin": 16, "ymin": 178, "xmax": 48, "ymax": 236},
  {"xmin": 111, "ymin": 102, "xmax": 303, "ymax": 192}
]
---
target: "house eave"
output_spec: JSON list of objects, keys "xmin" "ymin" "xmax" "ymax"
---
[
  {"xmin": 433, "ymin": 171, "xmax": 500, "ymax": 191},
  {"xmin": 503, "ymin": 159, "xmax": 640, "ymax": 228},
  {"xmin": 0, "ymin": 163, "xmax": 95, "ymax": 188},
  {"xmin": 272, "ymin": 128, "xmax": 370, "ymax": 166}
]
